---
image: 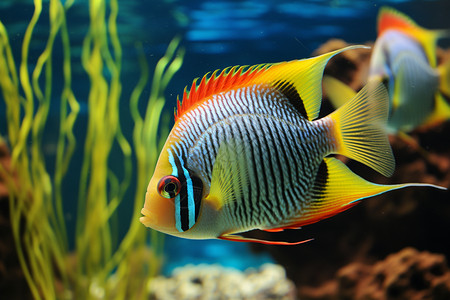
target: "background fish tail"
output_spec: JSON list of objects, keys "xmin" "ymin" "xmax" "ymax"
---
[
  {"xmin": 421, "ymin": 58, "xmax": 450, "ymax": 127},
  {"xmin": 438, "ymin": 57, "xmax": 450, "ymax": 98}
]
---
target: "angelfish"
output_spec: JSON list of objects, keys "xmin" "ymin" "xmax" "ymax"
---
[
  {"xmin": 325, "ymin": 7, "xmax": 450, "ymax": 133},
  {"xmin": 140, "ymin": 46, "xmax": 444, "ymax": 245},
  {"xmin": 371, "ymin": 6, "xmax": 450, "ymax": 132}
]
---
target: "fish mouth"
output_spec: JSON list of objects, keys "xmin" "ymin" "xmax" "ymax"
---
[
  {"xmin": 139, "ymin": 207, "xmax": 155, "ymax": 228},
  {"xmin": 140, "ymin": 207, "xmax": 174, "ymax": 235}
]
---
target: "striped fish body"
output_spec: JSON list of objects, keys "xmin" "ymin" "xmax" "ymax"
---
[
  {"xmin": 141, "ymin": 46, "xmax": 443, "ymax": 245},
  {"xmin": 173, "ymin": 84, "xmax": 334, "ymax": 236}
]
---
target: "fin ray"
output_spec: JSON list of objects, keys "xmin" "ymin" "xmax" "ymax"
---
[
  {"xmin": 328, "ymin": 79, "xmax": 395, "ymax": 177},
  {"xmin": 175, "ymin": 65, "xmax": 268, "ymax": 121}
]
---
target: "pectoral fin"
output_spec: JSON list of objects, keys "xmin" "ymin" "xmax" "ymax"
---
[{"xmin": 206, "ymin": 138, "xmax": 249, "ymax": 211}]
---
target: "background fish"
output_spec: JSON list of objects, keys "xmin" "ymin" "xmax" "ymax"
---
[
  {"xmin": 140, "ymin": 46, "xmax": 444, "ymax": 245},
  {"xmin": 324, "ymin": 6, "xmax": 450, "ymax": 133}
]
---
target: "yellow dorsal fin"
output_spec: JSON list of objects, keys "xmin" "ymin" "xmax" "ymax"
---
[
  {"xmin": 176, "ymin": 45, "xmax": 368, "ymax": 122},
  {"xmin": 378, "ymin": 6, "xmax": 449, "ymax": 68},
  {"xmin": 248, "ymin": 45, "xmax": 368, "ymax": 121}
]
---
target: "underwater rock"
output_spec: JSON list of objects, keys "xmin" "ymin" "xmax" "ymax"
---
[
  {"xmin": 148, "ymin": 263, "xmax": 296, "ymax": 300},
  {"xmin": 299, "ymin": 247, "xmax": 450, "ymax": 300},
  {"xmin": 0, "ymin": 141, "xmax": 32, "ymax": 299}
]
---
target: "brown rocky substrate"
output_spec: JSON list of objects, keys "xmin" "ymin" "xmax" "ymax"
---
[
  {"xmin": 0, "ymin": 141, "xmax": 32, "ymax": 299},
  {"xmin": 299, "ymin": 248, "xmax": 450, "ymax": 300}
]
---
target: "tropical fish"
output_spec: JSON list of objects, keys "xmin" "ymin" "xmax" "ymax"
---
[
  {"xmin": 324, "ymin": 6, "xmax": 450, "ymax": 133},
  {"xmin": 140, "ymin": 46, "xmax": 444, "ymax": 245}
]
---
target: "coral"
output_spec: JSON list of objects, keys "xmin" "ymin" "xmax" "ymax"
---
[
  {"xmin": 148, "ymin": 263, "xmax": 296, "ymax": 300},
  {"xmin": 299, "ymin": 247, "xmax": 450, "ymax": 300}
]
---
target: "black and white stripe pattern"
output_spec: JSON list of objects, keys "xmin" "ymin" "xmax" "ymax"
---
[{"xmin": 173, "ymin": 84, "xmax": 334, "ymax": 230}]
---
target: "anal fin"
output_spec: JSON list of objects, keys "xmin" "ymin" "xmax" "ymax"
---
[
  {"xmin": 286, "ymin": 157, "xmax": 445, "ymax": 228},
  {"xmin": 262, "ymin": 225, "xmax": 302, "ymax": 232},
  {"xmin": 206, "ymin": 137, "xmax": 249, "ymax": 211},
  {"xmin": 218, "ymin": 233, "xmax": 313, "ymax": 246},
  {"xmin": 263, "ymin": 228, "xmax": 285, "ymax": 233}
]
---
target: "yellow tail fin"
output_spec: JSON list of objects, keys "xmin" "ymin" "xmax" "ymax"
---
[
  {"xmin": 438, "ymin": 58, "xmax": 450, "ymax": 97},
  {"xmin": 328, "ymin": 79, "xmax": 394, "ymax": 177},
  {"xmin": 421, "ymin": 93, "xmax": 450, "ymax": 128},
  {"xmin": 420, "ymin": 59, "xmax": 450, "ymax": 128}
]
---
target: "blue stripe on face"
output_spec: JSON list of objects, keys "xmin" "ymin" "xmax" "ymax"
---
[
  {"xmin": 167, "ymin": 148, "xmax": 178, "ymax": 177},
  {"xmin": 177, "ymin": 154, "xmax": 196, "ymax": 229},
  {"xmin": 167, "ymin": 148, "xmax": 182, "ymax": 232},
  {"xmin": 168, "ymin": 147, "xmax": 197, "ymax": 232}
]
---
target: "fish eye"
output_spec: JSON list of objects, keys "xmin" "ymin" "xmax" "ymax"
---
[{"xmin": 157, "ymin": 175, "xmax": 181, "ymax": 199}]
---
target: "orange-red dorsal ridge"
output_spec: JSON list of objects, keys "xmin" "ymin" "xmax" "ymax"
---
[
  {"xmin": 377, "ymin": 6, "xmax": 420, "ymax": 37},
  {"xmin": 174, "ymin": 64, "xmax": 269, "ymax": 121}
]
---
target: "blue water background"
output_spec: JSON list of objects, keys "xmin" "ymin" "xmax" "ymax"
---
[{"xmin": 1, "ymin": 0, "xmax": 449, "ymax": 276}]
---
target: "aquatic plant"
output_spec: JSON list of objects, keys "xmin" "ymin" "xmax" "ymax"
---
[{"xmin": 0, "ymin": 0, "xmax": 183, "ymax": 299}]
